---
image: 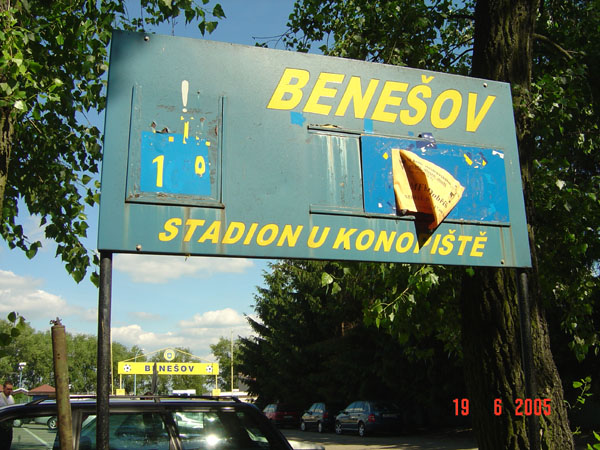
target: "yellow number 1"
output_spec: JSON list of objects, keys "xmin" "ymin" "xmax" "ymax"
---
[{"xmin": 152, "ymin": 155, "xmax": 164, "ymax": 187}]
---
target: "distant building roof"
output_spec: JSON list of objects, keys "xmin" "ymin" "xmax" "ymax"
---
[{"xmin": 28, "ymin": 384, "xmax": 56, "ymax": 396}]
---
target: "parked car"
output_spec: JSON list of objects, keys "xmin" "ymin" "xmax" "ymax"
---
[
  {"xmin": 0, "ymin": 395, "xmax": 324, "ymax": 449},
  {"xmin": 35, "ymin": 414, "xmax": 58, "ymax": 430},
  {"xmin": 263, "ymin": 403, "xmax": 301, "ymax": 428},
  {"xmin": 300, "ymin": 402, "xmax": 345, "ymax": 433},
  {"xmin": 334, "ymin": 400, "xmax": 403, "ymax": 437},
  {"xmin": 12, "ymin": 414, "xmax": 57, "ymax": 430}
]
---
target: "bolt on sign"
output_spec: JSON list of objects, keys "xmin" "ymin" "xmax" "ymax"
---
[{"xmin": 98, "ymin": 31, "xmax": 531, "ymax": 268}]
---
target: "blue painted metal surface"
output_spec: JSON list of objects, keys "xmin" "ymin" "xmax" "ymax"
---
[
  {"xmin": 98, "ymin": 31, "xmax": 531, "ymax": 268},
  {"xmin": 140, "ymin": 131, "xmax": 211, "ymax": 197},
  {"xmin": 361, "ymin": 136, "xmax": 509, "ymax": 222}
]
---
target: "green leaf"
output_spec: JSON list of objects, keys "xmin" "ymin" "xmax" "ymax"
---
[
  {"xmin": 321, "ymin": 272, "xmax": 334, "ymax": 286},
  {"xmin": 212, "ymin": 4, "xmax": 226, "ymax": 18},
  {"xmin": 0, "ymin": 333, "xmax": 10, "ymax": 346},
  {"xmin": 331, "ymin": 281, "xmax": 341, "ymax": 295},
  {"xmin": 205, "ymin": 21, "xmax": 218, "ymax": 34}
]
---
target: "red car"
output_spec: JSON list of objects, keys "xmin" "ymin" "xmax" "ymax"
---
[{"xmin": 263, "ymin": 403, "xmax": 301, "ymax": 428}]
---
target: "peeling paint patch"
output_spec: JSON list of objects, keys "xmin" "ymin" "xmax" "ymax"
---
[{"xmin": 290, "ymin": 111, "xmax": 306, "ymax": 126}]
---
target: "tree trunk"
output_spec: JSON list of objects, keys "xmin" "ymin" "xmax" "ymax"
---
[
  {"xmin": 461, "ymin": 0, "xmax": 574, "ymax": 448},
  {"xmin": 0, "ymin": 1, "xmax": 14, "ymax": 216},
  {"xmin": 0, "ymin": 106, "xmax": 12, "ymax": 217}
]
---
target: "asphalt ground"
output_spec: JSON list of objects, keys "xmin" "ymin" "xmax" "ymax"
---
[
  {"xmin": 283, "ymin": 428, "xmax": 598, "ymax": 449},
  {"xmin": 282, "ymin": 427, "xmax": 478, "ymax": 450}
]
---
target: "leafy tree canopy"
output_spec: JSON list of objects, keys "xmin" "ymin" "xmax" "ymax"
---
[
  {"xmin": 239, "ymin": 260, "xmax": 466, "ymax": 423},
  {"xmin": 0, "ymin": 316, "xmax": 213, "ymax": 395},
  {"xmin": 0, "ymin": 316, "xmax": 107, "ymax": 393},
  {"xmin": 210, "ymin": 336, "xmax": 243, "ymax": 391},
  {"xmin": 267, "ymin": 1, "xmax": 598, "ymax": 447},
  {"xmin": 0, "ymin": 0, "xmax": 225, "ymax": 284},
  {"xmin": 281, "ymin": 0, "xmax": 600, "ymax": 370},
  {"xmin": 0, "ymin": 311, "xmax": 26, "ymax": 359}
]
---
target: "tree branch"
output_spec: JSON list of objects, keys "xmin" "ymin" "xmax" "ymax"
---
[{"xmin": 534, "ymin": 33, "xmax": 573, "ymax": 60}]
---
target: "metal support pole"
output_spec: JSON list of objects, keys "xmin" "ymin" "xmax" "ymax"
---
[
  {"xmin": 517, "ymin": 269, "xmax": 540, "ymax": 450},
  {"xmin": 97, "ymin": 251, "xmax": 113, "ymax": 450}
]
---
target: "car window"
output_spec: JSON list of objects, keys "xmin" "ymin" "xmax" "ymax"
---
[
  {"xmin": 6, "ymin": 414, "xmax": 58, "ymax": 450},
  {"xmin": 175, "ymin": 411, "xmax": 225, "ymax": 448},
  {"xmin": 79, "ymin": 412, "xmax": 171, "ymax": 450},
  {"xmin": 175, "ymin": 409, "xmax": 274, "ymax": 449},
  {"xmin": 235, "ymin": 410, "xmax": 272, "ymax": 448}
]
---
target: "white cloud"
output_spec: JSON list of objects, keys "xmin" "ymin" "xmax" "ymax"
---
[
  {"xmin": 178, "ymin": 308, "xmax": 247, "ymax": 328},
  {"xmin": 112, "ymin": 324, "xmax": 188, "ymax": 354},
  {"xmin": 111, "ymin": 309, "xmax": 255, "ymax": 359},
  {"xmin": 0, "ymin": 270, "xmax": 256, "ymax": 359},
  {"xmin": 0, "ymin": 270, "xmax": 97, "ymax": 329},
  {"xmin": 114, "ymin": 255, "xmax": 254, "ymax": 284},
  {"xmin": 0, "ymin": 270, "xmax": 85, "ymax": 320}
]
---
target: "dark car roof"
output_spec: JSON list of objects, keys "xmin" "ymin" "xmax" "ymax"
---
[{"xmin": 0, "ymin": 395, "xmax": 257, "ymax": 419}]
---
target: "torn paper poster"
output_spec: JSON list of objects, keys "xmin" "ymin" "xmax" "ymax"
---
[{"xmin": 392, "ymin": 148, "xmax": 465, "ymax": 229}]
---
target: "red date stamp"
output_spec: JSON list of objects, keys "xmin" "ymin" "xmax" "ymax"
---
[{"xmin": 453, "ymin": 398, "xmax": 551, "ymax": 416}]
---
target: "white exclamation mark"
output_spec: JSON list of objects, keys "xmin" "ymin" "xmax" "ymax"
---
[
  {"xmin": 181, "ymin": 80, "xmax": 189, "ymax": 143},
  {"xmin": 181, "ymin": 80, "xmax": 189, "ymax": 112}
]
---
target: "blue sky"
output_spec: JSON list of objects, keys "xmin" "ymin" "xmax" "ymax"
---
[{"xmin": 0, "ymin": 0, "xmax": 299, "ymax": 361}]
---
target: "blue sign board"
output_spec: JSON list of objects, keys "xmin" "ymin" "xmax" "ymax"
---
[{"xmin": 98, "ymin": 31, "xmax": 531, "ymax": 268}]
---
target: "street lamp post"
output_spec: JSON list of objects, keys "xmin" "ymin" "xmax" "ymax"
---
[{"xmin": 18, "ymin": 362, "xmax": 26, "ymax": 388}]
